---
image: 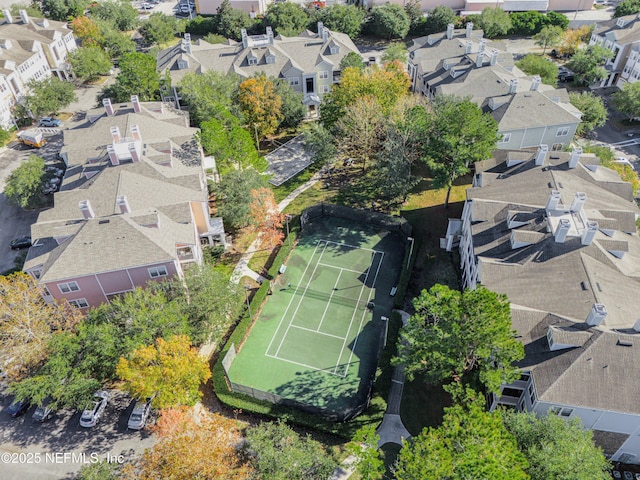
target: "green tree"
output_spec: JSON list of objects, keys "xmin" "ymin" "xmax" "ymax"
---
[
  {"xmin": 203, "ymin": 33, "xmax": 226, "ymax": 44},
  {"xmin": 178, "ymin": 70, "xmax": 241, "ymax": 127},
  {"xmin": 369, "ymin": 3, "xmax": 410, "ymax": 40},
  {"xmin": 509, "ymin": 11, "xmax": 545, "ymax": 36},
  {"xmin": 339, "ymin": 51, "xmax": 365, "ymax": 70},
  {"xmin": 245, "ymin": 421, "xmax": 337, "ymax": 480},
  {"xmin": 274, "ymin": 78, "xmax": 305, "ymax": 130},
  {"xmin": 302, "ymin": 122, "xmax": 336, "ymax": 167},
  {"xmin": 615, "ymin": 0, "xmax": 640, "ymax": 17},
  {"xmin": 612, "ymin": 80, "xmax": 640, "ymax": 120},
  {"xmin": 569, "ymin": 91, "xmax": 608, "ymax": 136},
  {"xmin": 264, "ymin": 2, "xmax": 310, "ymax": 37},
  {"xmin": 198, "ymin": 116, "xmax": 263, "ymax": 172},
  {"xmin": 568, "ymin": 45, "xmax": 613, "ymax": 85},
  {"xmin": 533, "ymin": 25, "xmax": 564, "ymax": 54},
  {"xmin": 477, "ymin": 7, "xmax": 512, "ymax": 38},
  {"xmin": 395, "ymin": 284, "xmax": 524, "ymax": 393},
  {"xmin": 405, "ymin": 0, "xmax": 426, "ymax": 36},
  {"xmin": 116, "ymin": 335, "xmax": 211, "ymax": 408},
  {"xmin": 422, "ymin": 95, "xmax": 498, "ymax": 207},
  {"xmin": 347, "ymin": 425, "xmax": 384, "ymax": 480},
  {"xmin": 40, "ymin": 0, "xmax": 89, "ymax": 21},
  {"xmin": 424, "ymin": 5, "xmax": 456, "ymax": 35},
  {"xmin": 237, "ymin": 74, "xmax": 282, "ymax": 140},
  {"xmin": 89, "ymin": 0, "xmax": 138, "ymax": 31},
  {"xmin": 381, "ymin": 41, "xmax": 407, "ymax": 65},
  {"xmin": 211, "ymin": 169, "xmax": 268, "ymax": 230},
  {"xmin": 9, "ymin": 3, "xmax": 42, "ymax": 17},
  {"xmin": 395, "ymin": 385, "xmax": 529, "ymax": 480},
  {"xmin": 502, "ymin": 411, "xmax": 611, "ymax": 480},
  {"xmin": 69, "ymin": 47, "xmax": 112, "ymax": 82},
  {"xmin": 99, "ymin": 24, "xmax": 136, "ymax": 60},
  {"xmin": 4, "ymin": 155, "xmax": 46, "ymax": 209},
  {"xmin": 25, "ymin": 77, "xmax": 76, "ymax": 116},
  {"xmin": 215, "ymin": 0, "xmax": 254, "ymax": 41},
  {"xmin": 543, "ymin": 11, "xmax": 569, "ymax": 30},
  {"xmin": 100, "ymin": 52, "xmax": 160, "ymax": 102},
  {"xmin": 323, "ymin": 4, "xmax": 364, "ymax": 39},
  {"xmin": 139, "ymin": 13, "xmax": 179, "ymax": 45},
  {"xmin": 515, "ymin": 54, "xmax": 558, "ymax": 86}
]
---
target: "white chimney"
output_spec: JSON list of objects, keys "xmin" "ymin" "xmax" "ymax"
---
[
  {"xmin": 554, "ymin": 218, "xmax": 571, "ymax": 243},
  {"xmin": 129, "ymin": 143, "xmax": 140, "ymax": 162},
  {"xmin": 131, "ymin": 95, "xmax": 141, "ymax": 113},
  {"xmin": 465, "ymin": 40, "xmax": 472, "ymax": 54},
  {"xmin": 79, "ymin": 200, "xmax": 95, "ymax": 219},
  {"xmin": 546, "ymin": 190, "xmax": 561, "ymax": 210},
  {"xmin": 107, "ymin": 144, "xmax": 119, "ymax": 166},
  {"xmin": 479, "ymin": 39, "xmax": 486, "ymax": 53},
  {"xmin": 116, "ymin": 195, "xmax": 130, "ymax": 214},
  {"xmin": 241, "ymin": 28, "xmax": 248, "ymax": 48},
  {"xmin": 509, "ymin": 78, "xmax": 518, "ymax": 94},
  {"xmin": 466, "ymin": 22, "xmax": 473, "ymax": 38},
  {"xmin": 318, "ymin": 21, "xmax": 324, "ymax": 38},
  {"xmin": 130, "ymin": 124, "xmax": 141, "ymax": 142},
  {"xmin": 18, "ymin": 9, "xmax": 28, "ymax": 24},
  {"xmin": 586, "ymin": 303, "xmax": 607, "ymax": 326},
  {"xmin": 476, "ymin": 52, "xmax": 483, "ymax": 68},
  {"xmin": 633, "ymin": 319, "xmax": 640, "ymax": 332},
  {"xmin": 446, "ymin": 23, "xmax": 454, "ymax": 40},
  {"xmin": 103, "ymin": 98, "xmax": 114, "ymax": 117},
  {"xmin": 568, "ymin": 147, "xmax": 582, "ymax": 168},
  {"xmin": 570, "ymin": 191, "xmax": 587, "ymax": 213},
  {"xmin": 530, "ymin": 75, "xmax": 541, "ymax": 91},
  {"xmin": 582, "ymin": 221, "xmax": 598, "ymax": 245},
  {"xmin": 535, "ymin": 144, "xmax": 548, "ymax": 166},
  {"xmin": 183, "ymin": 33, "xmax": 191, "ymax": 54},
  {"xmin": 2, "ymin": 9, "xmax": 12, "ymax": 23},
  {"xmin": 267, "ymin": 26, "xmax": 274, "ymax": 44},
  {"xmin": 110, "ymin": 125, "xmax": 121, "ymax": 143},
  {"xmin": 490, "ymin": 49, "xmax": 499, "ymax": 66}
]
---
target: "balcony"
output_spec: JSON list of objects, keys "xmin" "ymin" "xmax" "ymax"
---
[{"xmin": 177, "ymin": 246, "xmax": 194, "ymax": 262}]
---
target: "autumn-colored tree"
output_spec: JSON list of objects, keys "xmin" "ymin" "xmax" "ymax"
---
[
  {"xmin": 116, "ymin": 335, "xmax": 211, "ymax": 408},
  {"xmin": 129, "ymin": 408, "xmax": 252, "ymax": 479},
  {"xmin": 70, "ymin": 16, "xmax": 103, "ymax": 46},
  {"xmin": 0, "ymin": 273, "xmax": 81, "ymax": 381},
  {"xmin": 560, "ymin": 25, "xmax": 592, "ymax": 57},
  {"xmin": 237, "ymin": 74, "xmax": 282, "ymax": 142},
  {"xmin": 249, "ymin": 187, "xmax": 285, "ymax": 248}
]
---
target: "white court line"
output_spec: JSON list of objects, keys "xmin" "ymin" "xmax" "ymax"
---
[
  {"xmin": 274, "ymin": 241, "xmax": 328, "ymax": 357},
  {"xmin": 316, "ymin": 269, "xmax": 343, "ymax": 332},
  {"xmin": 265, "ymin": 240, "xmax": 325, "ymax": 356},
  {"xmin": 332, "ymin": 251, "xmax": 381, "ymax": 376},
  {"xmin": 317, "ymin": 262, "xmax": 363, "ymax": 274},
  {"xmin": 265, "ymin": 352, "xmax": 347, "ymax": 378},
  {"xmin": 323, "ymin": 239, "xmax": 383, "ymax": 255},
  {"xmin": 291, "ymin": 324, "xmax": 345, "ymax": 340},
  {"xmin": 341, "ymin": 251, "xmax": 385, "ymax": 377}
]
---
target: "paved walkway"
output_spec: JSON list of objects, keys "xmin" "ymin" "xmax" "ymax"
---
[{"xmin": 376, "ymin": 310, "xmax": 412, "ymax": 447}]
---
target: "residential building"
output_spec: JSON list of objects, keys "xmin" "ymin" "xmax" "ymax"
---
[
  {"xmin": 445, "ymin": 146, "xmax": 640, "ymax": 463},
  {"xmin": 157, "ymin": 24, "xmax": 360, "ymax": 118},
  {"xmin": 366, "ymin": 0, "xmax": 593, "ymax": 15},
  {"xmin": 23, "ymin": 97, "xmax": 225, "ymax": 310},
  {"xmin": 408, "ymin": 24, "xmax": 582, "ymax": 150},
  {"xmin": 0, "ymin": 9, "xmax": 76, "ymax": 128},
  {"xmin": 590, "ymin": 13, "xmax": 640, "ymax": 88},
  {"xmin": 193, "ymin": 0, "xmax": 268, "ymax": 16}
]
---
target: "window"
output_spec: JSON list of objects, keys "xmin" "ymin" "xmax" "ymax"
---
[
  {"xmin": 266, "ymin": 55, "xmax": 275, "ymax": 64},
  {"xmin": 500, "ymin": 133, "xmax": 511, "ymax": 143},
  {"xmin": 547, "ymin": 329, "xmax": 554, "ymax": 349},
  {"xmin": 330, "ymin": 45, "xmax": 339, "ymax": 54},
  {"xmin": 248, "ymin": 57, "xmax": 257, "ymax": 66},
  {"xmin": 58, "ymin": 281, "xmax": 80, "ymax": 293},
  {"xmin": 320, "ymin": 84, "xmax": 331, "ymax": 93},
  {"xmin": 69, "ymin": 298, "xmax": 89, "ymax": 308},
  {"xmin": 319, "ymin": 71, "xmax": 329, "ymax": 79},
  {"xmin": 148, "ymin": 266, "xmax": 168, "ymax": 278},
  {"xmin": 32, "ymin": 269, "xmax": 42, "ymax": 280},
  {"xmin": 528, "ymin": 383, "xmax": 536, "ymax": 404},
  {"xmin": 550, "ymin": 406, "xmax": 574, "ymax": 417},
  {"xmin": 177, "ymin": 60, "xmax": 188, "ymax": 69},
  {"xmin": 289, "ymin": 78, "xmax": 299, "ymax": 86},
  {"xmin": 556, "ymin": 126, "xmax": 570, "ymax": 137}
]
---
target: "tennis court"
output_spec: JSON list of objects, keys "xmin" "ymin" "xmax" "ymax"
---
[{"xmin": 227, "ymin": 216, "xmax": 406, "ymax": 419}]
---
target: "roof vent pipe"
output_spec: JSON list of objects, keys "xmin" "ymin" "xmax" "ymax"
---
[
  {"xmin": 490, "ymin": 49, "xmax": 499, "ymax": 66},
  {"xmin": 509, "ymin": 78, "xmax": 518, "ymax": 94},
  {"xmin": 465, "ymin": 40, "xmax": 472, "ymax": 54},
  {"xmin": 446, "ymin": 23, "xmax": 454, "ymax": 40},
  {"xmin": 466, "ymin": 22, "xmax": 473, "ymax": 38},
  {"xmin": 103, "ymin": 98, "xmax": 114, "ymax": 117}
]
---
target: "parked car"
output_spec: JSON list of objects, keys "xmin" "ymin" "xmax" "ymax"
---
[
  {"xmin": 179, "ymin": 4, "xmax": 191, "ymax": 12},
  {"xmin": 127, "ymin": 397, "xmax": 152, "ymax": 430},
  {"xmin": 615, "ymin": 156, "xmax": 635, "ymax": 170},
  {"xmin": 39, "ymin": 117, "xmax": 61, "ymax": 127},
  {"xmin": 7, "ymin": 399, "xmax": 30, "ymax": 417},
  {"xmin": 32, "ymin": 399, "xmax": 54, "ymax": 422},
  {"xmin": 41, "ymin": 182, "xmax": 58, "ymax": 195},
  {"xmin": 79, "ymin": 391, "xmax": 109, "ymax": 428},
  {"xmin": 140, "ymin": 2, "xmax": 153, "ymax": 9},
  {"xmin": 10, "ymin": 236, "xmax": 31, "ymax": 249}
]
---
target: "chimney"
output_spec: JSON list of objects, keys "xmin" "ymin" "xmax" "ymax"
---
[
  {"xmin": 570, "ymin": 191, "xmax": 587, "ymax": 213},
  {"xmin": 103, "ymin": 98, "xmax": 114, "ymax": 117},
  {"xmin": 266, "ymin": 26, "xmax": 274, "ymax": 44},
  {"xmin": 18, "ymin": 9, "xmax": 28, "ymax": 24},
  {"xmin": 546, "ymin": 190, "xmax": 561, "ymax": 210},
  {"xmin": 530, "ymin": 75, "xmax": 541, "ymax": 91},
  {"xmin": 479, "ymin": 39, "xmax": 486, "ymax": 53},
  {"xmin": 110, "ymin": 125, "xmax": 121, "ymax": 143},
  {"xmin": 509, "ymin": 78, "xmax": 518, "ymax": 94},
  {"xmin": 586, "ymin": 303, "xmax": 607, "ymax": 326},
  {"xmin": 633, "ymin": 319, "xmax": 640, "ymax": 332},
  {"xmin": 107, "ymin": 144, "xmax": 119, "ymax": 166},
  {"xmin": 582, "ymin": 221, "xmax": 598, "ymax": 245},
  {"xmin": 183, "ymin": 33, "xmax": 191, "ymax": 54},
  {"xmin": 466, "ymin": 22, "xmax": 473, "ymax": 38},
  {"xmin": 116, "ymin": 195, "xmax": 130, "ymax": 214},
  {"xmin": 130, "ymin": 124, "xmax": 141, "ymax": 142},
  {"xmin": 554, "ymin": 218, "xmax": 571, "ymax": 243},
  {"xmin": 318, "ymin": 21, "xmax": 324, "ymax": 38},
  {"xmin": 446, "ymin": 23, "xmax": 454, "ymax": 40},
  {"xmin": 465, "ymin": 40, "xmax": 472, "ymax": 54},
  {"xmin": 476, "ymin": 52, "xmax": 483, "ymax": 68},
  {"xmin": 241, "ymin": 28, "xmax": 248, "ymax": 48},
  {"xmin": 490, "ymin": 49, "xmax": 499, "ymax": 66},
  {"xmin": 131, "ymin": 95, "xmax": 141, "ymax": 113},
  {"xmin": 79, "ymin": 200, "xmax": 95, "ymax": 219},
  {"xmin": 535, "ymin": 144, "xmax": 548, "ymax": 166},
  {"xmin": 568, "ymin": 147, "xmax": 582, "ymax": 168},
  {"xmin": 128, "ymin": 143, "xmax": 140, "ymax": 162},
  {"xmin": 2, "ymin": 9, "xmax": 12, "ymax": 23}
]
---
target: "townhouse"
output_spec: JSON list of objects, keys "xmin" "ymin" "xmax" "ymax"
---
[{"xmin": 590, "ymin": 13, "xmax": 640, "ymax": 88}]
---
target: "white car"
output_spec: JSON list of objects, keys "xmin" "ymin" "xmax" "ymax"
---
[
  {"xmin": 615, "ymin": 156, "xmax": 635, "ymax": 170},
  {"xmin": 79, "ymin": 391, "xmax": 109, "ymax": 428},
  {"xmin": 127, "ymin": 397, "xmax": 152, "ymax": 430}
]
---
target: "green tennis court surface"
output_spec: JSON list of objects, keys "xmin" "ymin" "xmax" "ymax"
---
[{"xmin": 227, "ymin": 216, "xmax": 406, "ymax": 420}]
